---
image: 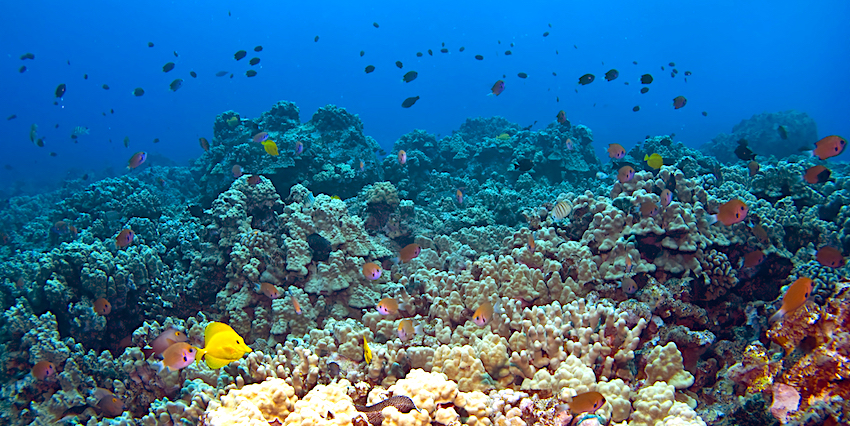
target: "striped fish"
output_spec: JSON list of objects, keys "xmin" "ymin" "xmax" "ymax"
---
[{"xmin": 551, "ymin": 200, "xmax": 572, "ymax": 222}]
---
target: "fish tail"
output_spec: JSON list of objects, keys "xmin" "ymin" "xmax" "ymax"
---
[
  {"xmin": 194, "ymin": 347, "xmax": 207, "ymax": 364},
  {"xmin": 414, "ymin": 324, "xmax": 424, "ymax": 335},
  {"xmin": 153, "ymin": 361, "xmax": 165, "ymax": 374},
  {"xmin": 493, "ymin": 299, "xmax": 504, "ymax": 316},
  {"xmin": 768, "ymin": 309, "xmax": 784, "ymax": 324},
  {"xmin": 644, "ymin": 154, "xmax": 649, "ymax": 161},
  {"xmin": 706, "ymin": 214, "xmax": 718, "ymax": 226}
]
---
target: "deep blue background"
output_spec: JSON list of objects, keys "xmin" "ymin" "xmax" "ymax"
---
[{"xmin": 2, "ymin": 0, "xmax": 848, "ymax": 195}]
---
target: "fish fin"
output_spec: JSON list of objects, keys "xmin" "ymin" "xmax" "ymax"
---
[
  {"xmin": 204, "ymin": 355, "xmax": 232, "ymax": 369},
  {"xmin": 152, "ymin": 361, "xmax": 167, "ymax": 374},
  {"xmin": 414, "ymin": 324, "xmax": 424, "ymax": 335},
  {"xmin": 706, "ymin": 214, "xmax": 718, "ymax": 226},
  {"xmin": 493, "ymin": 299, "xmax": 504, "ymax": 316},
  {"xmin": 194, "ymin": 347, "xmax": 207, "ymax": 364},
  {"xmin": 768, "ymin": 309, "xmax": 784, "ymax": 324},
  {"xmin": 141, "ymin": 348, "xmax": 155, "ymax": 359},
  {"xmin": 204, "ymin": 322, "xmax": 233, "ymax": 344}
]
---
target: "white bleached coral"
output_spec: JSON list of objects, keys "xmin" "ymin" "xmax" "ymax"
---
[{"xmin": 644, "ymin": 342, "xmax": 695, "ymax": 390}]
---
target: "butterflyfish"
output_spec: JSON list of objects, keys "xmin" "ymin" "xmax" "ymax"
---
[
  {"xmin": 551, "ymin": 200, "xmax": 572, "ymax": 222},
  {"xmin": 363, "ymin": 336, "xmax": 372, "ymax": 364},
  {"xmin": 195, "ymin": 322, "xmax": 252, "ymax": 369},
  {"xmin": 769, "ymin": 277, "xmax": 813, "ymax": 323}
]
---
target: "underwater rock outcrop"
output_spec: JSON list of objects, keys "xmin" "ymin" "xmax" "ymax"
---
[{"xmin": 700, "ymin": 110, "xmax": 818, "ymax": 163}]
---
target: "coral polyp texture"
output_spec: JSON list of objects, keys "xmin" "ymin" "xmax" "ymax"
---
[{"xmin": 0, "ymin": 102, "xmax": 847, "ymax": 426}]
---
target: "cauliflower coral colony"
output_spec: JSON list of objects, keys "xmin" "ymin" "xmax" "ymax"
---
[{"xmin": 0, "ymin": 102, "xmax": 848, "ymax": 426}]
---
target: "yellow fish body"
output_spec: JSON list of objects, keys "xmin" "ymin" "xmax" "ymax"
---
[
  {"xmin": 226, "ymin": 116, "xmax": 239, "ymax": 128},
  {"xmin": 195, "ymin": 322, "xmax": 252, "ymax": 369},
  {"xmin": 363, "ymin": 336, "xmax": 372, "ymax": 364},
  {"xmin": 644, "ymin": 153, "xmax": 663, "ymax": 169},
  {"xmin": 262, "ymin": 140, "xmax": 279, "ymax": 156},
  {"xmin": 497, "ymin": 133, "xmax": 510, "ymax": 140}
]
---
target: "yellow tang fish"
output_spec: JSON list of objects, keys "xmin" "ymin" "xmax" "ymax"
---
[
  {"xmin": 262, "ymin": 140, "xmax": 279, "ymax": 156},
  {"xmin": 644, "ymin": 153, "xmax": 663, "ymax": 169},
  {"xmin": 363, "ymin": 336, "xmax": 372, "ymax": 364},
  {"xmin": 226, "ymin": 116, "xmax": 239, "ymax": 128},
  {"xmin": 195, "ymin": 322, "xmax": 252, "ymax": 369},
  {"xmin": 497, "ymin": 133, "xmax": 510, "ymax": 140}
]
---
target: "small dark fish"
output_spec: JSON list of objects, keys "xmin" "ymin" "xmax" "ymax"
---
[
  {"xmin": 540, "ymin": 30, "xmax": 550, "ymax": 37},
  {"xmin": 504, "ymin": 50, "xmax": 512, "ymax": 55},
  {"xmin": 147, "ymin": 42, "xmax": 154, "ymax": 47},
  {"xmin": 230, "ymin": 74, "xmax": 234, "ymax": 78},
  {"xmin": 604, "ymin": 69, "xmax": 619, "ymax": 81},
  {"xmin": 36, "ymin": 139, "xmax": 44, "ymax": 147},
  {"xmin": 669, "ymin": 62, "xmax": 676, "ymax": 66},
  {"xmin": 440, "ymin": 48, "xmax": 448, "ymax": 53},
  {"xmin": 401, "ymin": 96, "xmax": 420, "ymax": 108},
  {"xmin": 672, "ymin": 69, "xmax": 678, "ymax": 74},
  {"xmin": 402, "ymin": 71, "xmax": 418, "ymax": 83},
  {"xmin": 173, "ymin": 51, "xmax": 178, "ymax": 57},
  {"xmin": 428, "ymin": 49, "xmax": 433, "ymax": 56},
  {"xmin": 578, "ymin": 74, "xmax": 595, "ymax": 85},
  {"xmin": 153, "ymin": 138, "xmax": 160, "ymax": 143},
  {"xmin": 314, "ymin": 35, "xmax": 319, "ymax": 42},
  {"xmin": 549, "ymin": 23, "xmax": 552, "ymax": 27},
  {"xmin": 162, "ymin": 62, "xmax": 175, "ymax": 72},
  {"xmin": 640, "ymin": 74, "xmax": 653, "ymax": 84},
  {"xmin": 510, "ymin": 42, "xmax": 514, "ymax": 47},
  {"xmin": 661, "ymin": 66, "xmax": 665, "ymax": 70},
  {"xmin": 234, "ymin": 50, "xmax": 247, "ymax": 60},
  {"xmin": 777, "ymin": 125, "xmax": 788, "ymax": 140},
  {"xmin": 83, "ymin": 74, "xmax": 88, "ymax": 80},
  {"xmin": 228, "ymin": 10, "xmax": 231, "ymax": 16},
  {"xmin": 123, "ymin": 136, "xmax": 130, "ymax": 147},
  {"xmin": 672, "ymin": 95, "xmax": 687, "ymax": 109},
  {"xmin": 133, "ymin": 87, "xmax": 145, "ymax": 96},
  {"xmin": 66, "ymin": 60, "xmax": 70, "ymax": 65},
  {"xmin": 684, "ymin": 71, "xmax": 692, "ymax": 76},
  {"xmin": 633, "ymin": 61, "xmax": 638, "ymax": 65},
  {"xmin": 442, "ymin": 42, "xmax": 445, "ymax": 47},
  {"xmin": 556, "ymin": 97, "xmax": 559, "ymax": 102},
  {"xmin": 254, "ymin": 45, "xmax": 263, "ymax": 52},
  {"xmin": 702, "ymin": 111, "xmax": 708, "ymax": 117},
  {"xmin": 102, "ymin": 112, "xmax": 106, "ymax": 116},
  {"xmin": 552, "ymin": 71, "xmax": 557, "ymax": 76},
  {"xmin": 365, "ymin": 65, "xmax": 375, "ymax": 73},
  {"xmin": 734, "ymin": 139, "xmax": 756, "ymax": 161},
  {"xmin": 215, "ymin": 71, "xmax": 228, "ymax": 77},
  {"xmin": 360, "ymin": 50, "xmax": 365, "ymax": 57},
  {"xmin": 169, "ymin": 79, "xmax": 183, "ymax": 91},
  {"xmin": 633, "ymin": 106, "xmax": 640, "ymax": 112},
  {"xmin": 246, "ymin": 70, "xmax": 257, "ymax": 77},
  {"xmin": 81, "ymin": 174, "xmax": 89, "ymax": 180},
  {"xmin": 514, "ymin": 158, "xmax": 534, "ymax": 172},
  {"xmin": 55, "ymin": 84, "xmax": 66, "ymax": 98},
  {"xmin": 49, "ymin": 152, "xmax": 57, "ymax": 157},
  {"xmin": 6, "ymin": 115, "xmax": 16, "ymax": 120},
  {"xmin": 517, "ymin": 72, "xmax": 528, "ymax": 79},
  {"xmin": 102, "ymin": 84, "xmax": 110, "ymax": 90},
  {"xmin": 459, "ymin": 46, "xmax": 465, "ymax": 52},
  {"xmin": 416, "ymin": 52, "xmax": 423, "ymax": 57},
  {"xmin": 574, "ymin": 44, "xmax": 577, "ymax": 49},
  {"xmin": 249, "ymin": 57, "xmax": 260, "ymax": 66},
  {"xmin": 474, "ymin": 55, "xmax": 484, "ymax": 60},
  {"xmin": 640, "ymin": 87, "xmax": 649, "ymax": 94},
  {"xmin": 670, "ymin": 71, "xmax": 675, "ymax": 78},
  {"xmin": 110, "ymin": 109, "xmax": 114, "ymax": 114},
  {"xmin": 189, "ymin": 71, "xmax": 197, "ymax": 78},
  {"xmin": 396, "ymin": 61, "xmax": 403, "ymax": 69},
  {"xmin": 373, "ymin": 22, "xmax": 379, "ymax": 28},
  {"xmin": 20, "ymin": 52, "xmax": 35, "ymax": 60},
  {"xmin": 18, "ymin": 66, "xmax": 26, "ymax": 73}
]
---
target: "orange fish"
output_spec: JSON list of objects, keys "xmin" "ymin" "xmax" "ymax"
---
[
  {"xmin": 94, "ymin": 298, "xmax": 111, "ymax": 315},
  {"xmin": 359, "ymin": 160, "xmax": 365, "ymax": 172},
  {"xmin": 456, "ymin": 189, "xmax": 464, "ymax": 205},
  {"xmin": 527, "ymin": 231, "xmax": 536, "ymax": 252},
  {"xmin": 489, "ymin": 79, "xmax": 505, "ymax": 96},
  {"xmin": 232, "ymin": 165, "xmax": 243, "ymax": 178},
  {"xmin": 94, "ymin": 388, "xmax": 125, "ymax": 418},
  {"xmin": 660, "ymin": 189, "xmax": 673, "ymax": 207},
  {"xmin": 127, "ymin": 151, "xmax": 147, "ymax": 169},
  {"xmin": 398, "ymin": 150, "xmax": 407, "ymax": 165},
  {"xmin": 569, "ymin": 391, "xmax": 606, "ymax": 415},
  {"xmin": 472, "ymin": 300, "xmax": 502, "ymax": 326},
  {"xmin": 640, "ymin": 201, "xmax": 659, "ymax": 217},
  {"xmin": 377, "ymin": 297, "xmax": 408, "ymax": 315},
  {"xmin": 803, "ymin": 165, "xmax": 831, "ymax": 184},
  {"xmin": 290, "ymin": 292, "xmax": 302, "ymax": 315},
  {"xmin": 363, "ymin": 262, "xmax": 382, "ymax": 280},
  {"xmin": 607, "ymin": 143, "xmax": 626, "ymax": 159},
  {"xmin": 155, "ymin": 342, "xmax": 197, "ymax": 372},
  {"xmin": 149, "ymin": 327, "xmax": 188, "ymax": 355},
  {"xmin": 748, "ymin": 161, "xmax": 759, "ymax": 177},
  {"xmin": 255, "ymin": 282, "xmax": 280, "ymax": 299},
  {"xmin": 808, "ymin": 135, "xmax": 847, "ymax": 160},
  {"xmin": 769, "ymin": 277, "xmax": 813, "ymax": 323},
  {"xmin": 556, "ymin": 110, "xmax": 567, "ymax": 124},
  {"xmin": 115, "ymin": 229, "xmax": 134, "ymax": 248},
  {"xmin": 398, "ymin": 319, "xmax": 423, "ymax": 341},
  {"xmin": 708, "ymin": 199, "xmax": 748, "ymax": 226},
  {"xmin": 816, "ymin": 246, "xmax": 845, "ymax": 268},
  {"xmin": 622, "ymin": 275, "xmax": 637, "ymax": 294},
  {"xmin": 564, "ymin": 137, "xmax": 574, "ymax": 151},
  {"xmin": 741, "ymin": 250, "xmax": 765, "ymax": 268},
  {"xmin": 625, "ymin": 254, "xmax": 634, "ymax": 273},
  {"xmin": 247, "ymin": 175, "xmax": 261, "ymax": 185},
  {"xmin": 617, "ymin": 165, "xmax": 635, "ymax": 183},
  {"xmin": 398, "ymin": 243, "xmax": 421, "ymax": 263},
  {"xmin": 199, "ymin": 137, "xmax": 209, "ymax": 151},
  {"xmin": 31, "ymin": 360, "xmax": 56, "ymax": 380}
]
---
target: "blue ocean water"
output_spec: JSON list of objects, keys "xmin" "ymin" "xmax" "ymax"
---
[{"xmin": 1, "ymin": 0, "xmax": 848, "ymax": 196}]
